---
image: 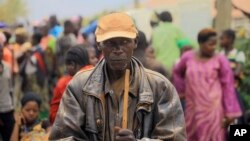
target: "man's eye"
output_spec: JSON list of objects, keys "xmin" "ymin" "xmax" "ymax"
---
[
  {"xmin": 103, "ymin": 41, "xmax": 112, "ymax": 46},
  {"xmin": 123, "ymin": 40, "xmax": 128, "ymax": 44},
  {"xmin": 122, "ymin": 40, "xmax": 130, "ymax": 45}
]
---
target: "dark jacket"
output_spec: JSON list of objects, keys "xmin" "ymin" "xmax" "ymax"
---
[{"xmin": 49, "ymin": 58, "xmax": 186, "ymax": 141}]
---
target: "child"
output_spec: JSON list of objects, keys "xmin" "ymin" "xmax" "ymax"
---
[
  {"xmin": 220, "ymin": 29, "xmax": 246, "ymax": 88},
  {"xmin": 86, "ymin": 45, "xmax": 98, "ymax": 66},
  {"xmin": 220, "ymin": 29, "xmax": 246, "ymax": 124},
  {"xmin": 49, "ymin": 44, "xmax": 93, "ymax": 124},
  {"xmin": 10, "ymin": 92, "xmax": 49, "ymax": 141}
]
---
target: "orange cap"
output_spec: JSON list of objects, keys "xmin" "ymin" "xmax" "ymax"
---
[{"xmin": 95, "ymin": 12, "xmax": 138, "ymax": 42}]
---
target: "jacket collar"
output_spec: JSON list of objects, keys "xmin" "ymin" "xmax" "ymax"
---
[
  {"xmin": 82, "ymin": 57, "xmax": 154, "ymax": 104},
  {"xmin": 103, "ymin": 60, "xmax": 138, "ymax": 97}
]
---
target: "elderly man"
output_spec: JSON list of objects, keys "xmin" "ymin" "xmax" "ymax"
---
[{"xmin": 49, "ymin": 12, "xmax": 186, "ymax": 141}]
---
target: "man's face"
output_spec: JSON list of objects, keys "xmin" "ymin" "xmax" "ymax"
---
[
  {"xmin": 99, "ymin": 37, "xmax": 136, "ymax": 71},
  {"xmin": 65, "ymin": 25, "xmax": 74, "ymax": 34},
  {"xmin": 49, "ymin": 16, "xmax": 57, "ymax": 27},
  {"xmin": 145, "ymin": 46, "xmax": 155, "ymax": 59},
  {"xmin": 15, "ymin": 34, "xmax": 25, "ymax": 44},
  {"xmin": 220, "ymin": 34, "xmax": 231, "ymax": 48},
  {"xmin": 39, "ymin": 25, "xmax": 49, "ymax": 36}
]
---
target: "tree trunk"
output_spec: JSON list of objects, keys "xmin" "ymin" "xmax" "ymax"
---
[
  {"xmin": 214, "ymin": 0, "xmax": 232, "ymax": 33},
  {"xmin": 134, "ymin": 0, "xmax": 140, "ymax": 8}
]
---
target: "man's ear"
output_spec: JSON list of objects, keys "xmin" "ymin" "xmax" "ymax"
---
[
  {"xmin": 134, "ymin": 37, "xmax": 138, "ymax": 49},
  {"xmin": 96, "ymin": 43, "xmax": 102, "ymax": 51}
]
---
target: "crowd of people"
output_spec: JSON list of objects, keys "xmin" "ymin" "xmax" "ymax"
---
[
  {"xmin": 0, "ymin": 15, "xmax": 99, "ymax": 141},
  {"xmin": 0, "ymin": 10, "xmax": 249, "ymax": 141}
]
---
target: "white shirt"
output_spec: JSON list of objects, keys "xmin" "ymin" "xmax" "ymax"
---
[{"xmin": 220, "ymin": 48, "xmax": 246, "ymax": 63}]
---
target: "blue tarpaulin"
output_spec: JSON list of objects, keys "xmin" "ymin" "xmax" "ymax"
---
[
  {"xmin": 81, "ymin": 20, "xmax": 98, "ymax": 35},
  {"xmin": 0, "ymin": 22, "xmax": 7, "ymax": 28}
]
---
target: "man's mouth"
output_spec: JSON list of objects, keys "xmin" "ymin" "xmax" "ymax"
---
[{"xmin": 110, "ymin": 59, "xmax": 126, "ymax": 62}]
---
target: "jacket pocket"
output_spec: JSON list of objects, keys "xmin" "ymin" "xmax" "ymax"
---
[
  {"xmin": 135, "ymin": 102, "xmax": 153, "ymax": 139},
  {"xmin": 84, "ymin": 96, "xmax": 104, "ymax": 140}
]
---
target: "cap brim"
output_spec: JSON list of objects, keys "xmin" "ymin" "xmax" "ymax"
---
[{"xmin": 96, "ymin": 31, "xmax": 137, "ymax": 42}]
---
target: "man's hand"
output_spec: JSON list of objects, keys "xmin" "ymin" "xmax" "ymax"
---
[{"xmin": 115, "ymin": 126, "xmax": 136, "ymax": 141}]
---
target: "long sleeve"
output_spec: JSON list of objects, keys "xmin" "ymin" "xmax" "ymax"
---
[
  {"xmin": 218, "ymin": 55, "xmax": 242, "ymax": 118},
  {"xmin": 49, "ymin": 76, "xmax": 72, "ymax": 124},
  {"xmin": 155, "ymin": 85, "xmax": 186, "ymax": 141},
  {"xmin": 49, "ymin": 84, "xmax": 87, "ymax": 141},
  {"xmin": 142, "ymin": 83, "xmax": 186, "ymax": 141},
  {"xmin": 49, "ymin": 85, "xmax": 61, "ymax": 124},
  {"xmin": 173, "ymin": 52, "xmax": 190, "ymax": 97}
]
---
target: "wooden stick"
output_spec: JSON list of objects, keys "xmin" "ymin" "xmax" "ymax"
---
[{"xmin": 122, "ymin": 69, "xmax": 130, "ymax": 129}]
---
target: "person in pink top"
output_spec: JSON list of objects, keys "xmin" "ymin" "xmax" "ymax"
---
[{"xmin": 173, "ymin": 28, "xmax": 242, "ymax": 141}]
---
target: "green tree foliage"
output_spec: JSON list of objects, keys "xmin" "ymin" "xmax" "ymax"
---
[
  {"xmin": 232, "ymin": 0, "xmax": 250, "ymax": 111},
  {"xmin": 235, "ymin": 37, "xmax": 250, "ymax": 109},
  {"xmin": 0, "ymin": 0, "xmax": 27, "ymax": 24}
]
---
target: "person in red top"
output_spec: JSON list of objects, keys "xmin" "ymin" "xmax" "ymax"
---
[{"xmin": 50, "ymin": 44, "xmax": 93, "ymax": 124}]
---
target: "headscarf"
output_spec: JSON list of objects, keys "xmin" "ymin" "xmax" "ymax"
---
[{"xmin": 177, "ymin": 38, "xmax": 192, "ymax": 49}]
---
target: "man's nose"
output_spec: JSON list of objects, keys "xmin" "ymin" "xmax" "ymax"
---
[
  {"xmin": 29, "ymin": 111, "xmax": 35, "ymax": 116},
  {"xmin": 113, "ymin": 45, "xmax": 123, "ymax": 55}
]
